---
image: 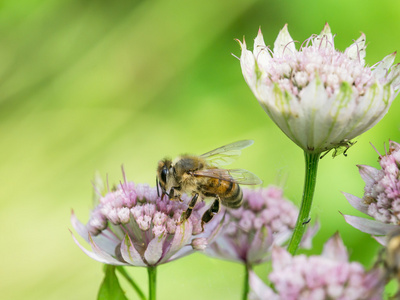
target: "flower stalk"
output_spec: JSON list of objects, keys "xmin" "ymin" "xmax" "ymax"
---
[
  {"xmin": 287, "ymin": 151, "xmax": 320, "ymax": 255},
  {"xmin": 148, "ymin": 266, "xmax": 157, "ymax": 300},
  {"xmin": 242, "ymin": 264, "xmax": 250, "ymax": 300},
  {"xmin": 116, "ymin": 267, "xmax": 146, "ymax": 300}
]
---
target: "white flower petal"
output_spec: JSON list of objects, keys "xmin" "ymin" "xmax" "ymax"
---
[
  {"xmin": 297, "ymin": 78, "xmax": 330, "ymax": 151},
  {"xmin": 167, "ymin": 247, "xmax": 195, "ymax": 262},
  {"xmin": 71, "ymin": 211, "xmax": 119, "ymax": 256},
  {"xmin": 257, "ymin": 86, "xmax": 303, "ymax": 148},
  {"xmin": 345, "ymin": 33, "xmax": 366, "ymax": 64},
  {"xmin": 372, "ymin": 235, "xmax": 388, "ymax": 246},
  {"xmin": 373, "ymin": 52, "xmax": 396, "ymax": 79},
  {"xmin": 322, "ymin": 232, "xmax": 348, "ymax": 262},
  {"xmin": 271, "ymin": 230, "xmax": 293, "ymax": 247},
  {"xmin": 120, "ymin": 234, "xmax": 146, "ymax": 266},
  {"xmin": 273, "ymin": 24, "xmax": 296, "ymax": 57},
  {"xmin": 144, "ymin": 234, "xmax": 167, "ymax": 266},
  {"xmin": 71, "ymin": 232, "xmax": 112, "ymax": 264},
  {"xmin": 71, "ymin": 210, "xmax": 89, "ymax": 242},
  {"xmin": 253, "ymin": 28, "xmax": 271, "ymax": 70},
  {"xmin": 247, "ymin": 228, "xmax": 273, "ymax": 263},
  {"xmin": 388, "ymin": 62, "xmax": 400, "ymax": 88},
  {"xmin": 253, "ymin": 28, "xmax": 266, "ymax": 56},
  {"xmin": 88, "ymin": 233, "xmax": 127, "ymax": 265},
  {"xmin": 206, "ymin": 234, "xmax": 242, "ymax": 262},
  {"xmin": 348, "ymin": 84, "xmax": 391, "ymax": 139},
  {"xmin": 342, "ymin": 192, "xmax": 369, "ymax": 214},
  {"xmin": 319, "ymin": 83, "xmax": 356, "ymax": 146},
  {"xmin": 357, "ymin": 165, "xmax": 382, "ymax": 185},
  {"xmin": 314, "ymin": 23, "xmax": 334, "ymax": 49},
  {"xmin": 70, "ymin": 230, "xmax": 126, "ymax": 265},
  {"xmin": 161, "ymin": 221, "xmax": 193, "ymax": 263},
  {"xmin": 343, "ymin": 214, "xmax": 399, "ymax": 235},
  {"xmin": 239, "ymin": 38, "xmax": 257, "ymax": 92}
]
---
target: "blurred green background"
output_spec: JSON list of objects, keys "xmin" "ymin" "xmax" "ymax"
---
[{"xmin": 1, "ymin": 0, "xmax": 400, "ymax": 299}]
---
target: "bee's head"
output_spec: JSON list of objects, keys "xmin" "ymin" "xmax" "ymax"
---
[{"xmin": 157, "ymin": 159, "xmax": 173, "ymax": 197}]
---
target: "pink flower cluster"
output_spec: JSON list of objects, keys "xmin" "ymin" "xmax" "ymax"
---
[
  {"xmin": 206, "ymin": 186, "xmax": 318, "ymax": 265},
  {"xmin": 344, "ymin": 140, "xmax": 400, "ymax": 244},
  {"xmin": 88, "ymin": 182, "xmax": 202, "ymax": 237},
  {"xmin": 249, "ymin": 234, "xmax": 384, "ymax": 300},
  {"xmin": 71, "ymin": 173, "xmax": 222, "ymax": 267}
]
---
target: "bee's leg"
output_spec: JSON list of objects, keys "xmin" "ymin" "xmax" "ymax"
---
[
  {"xmin": 320, "ymin": 149, "xmax": 332, "ymax": 159},
  {"xmin": 179, "ymin": 193, "xmax": 199, "ymax": 224},
  {"xmin": 171, "ymin": 187, "xmax": 185, "ymax": 202},
  {"xmin": 201, "ymin": 199, "xmax": 220, "ymax": 232}
]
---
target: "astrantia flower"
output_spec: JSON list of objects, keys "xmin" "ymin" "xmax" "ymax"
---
[
  {"xmin": 206, "ymin": 186, "xmax": 318, "ymax": 265},
  {"xmin": 344, "ymin": 140, "xmax": 400, "ymax": 245},
  {"xmin": 71, "ymin": 171, "xmax": 223, "ymax": 267},
  {"xmin": 249, "ymin": 234, "xmax": 384, "ymax": 300},
  {"xmin": 239, "ymin": 23, "xmax": 400, "ymax": 154}
]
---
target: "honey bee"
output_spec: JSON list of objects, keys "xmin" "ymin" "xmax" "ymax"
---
[{"xmin": 156, "ymin": 140, "xmax": 262, "ymax": 229}]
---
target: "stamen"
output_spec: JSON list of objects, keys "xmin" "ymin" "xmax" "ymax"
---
[
  {"xmin": 121, "ymin": 164, "xmax": 127, "ymax": 183},
  {"xmin": 370, "ymin": 142, "xmax": 382, "ymax": 158},
  {"xmin": 316, "ymin": 34, "xmax": 334, "ymax": 50},
  {"xmin": 255, "ymin": 45, "xmax": 270, "ymax": 61},
  {"xmin": 281, "ymin": 40, "xmax": 298, "ymax": 57},
  {"xmin": 91, "ymin": 180, "xmax": 103, "ymax": 198},
  {"xmin": 106, "ymin": 173, "xmax": 110, "ymax": 193}
]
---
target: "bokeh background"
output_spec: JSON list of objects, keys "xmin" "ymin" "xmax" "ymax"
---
[{"xmin": 1, "ymin": 0, "xmax": 400, "ymax": 299}]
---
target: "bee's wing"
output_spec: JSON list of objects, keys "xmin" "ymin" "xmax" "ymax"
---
[
  {"xmin": 194, "ymin": 168, "xmax": 262, "ymax": 185},
  {"xmin": 200, "ymin": 140, "xmax": 254, "ymax": 166}
]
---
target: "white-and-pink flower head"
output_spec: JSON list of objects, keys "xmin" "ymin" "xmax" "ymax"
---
[
  {"xmin": 239, "ymin": 23, "xmax": 400, "ymax": 154},
  {"xmin": 206, "ymin": 186, "xmax": 318, "ymax": 265},
  {"xmin": 344, "ymin": 140, "xmax": 400, "ymax": 245},
  {"xmin": 71, "ymin": 169, "xmax": 223, "ymax": 267}
]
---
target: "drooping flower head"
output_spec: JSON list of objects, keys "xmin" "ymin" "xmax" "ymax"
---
[
  {"xmin": 249, "ymin": 234, "xmax": 385, "ymax": 300},
  {"xmin": 71, "ymin": 170, "xmax": 223, "ymax": 267},
  {"xmin": 239, "ymin": 23, "xmax": 400, "ymax": 154},
  {"xmin": 205, "ymin": 186, "xmax": 318, "ymax": 265},
  {"xmin": 344, "ymin": 140, "xmax": 400, "ymax": 244}
]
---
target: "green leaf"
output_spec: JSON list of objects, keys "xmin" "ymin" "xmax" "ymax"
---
[{"xmin": 97, "ymin": 265, "xmax": 129, "ymax": 300}]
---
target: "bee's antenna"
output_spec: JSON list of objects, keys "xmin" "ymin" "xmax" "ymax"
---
[{"xmin": 156, "ymin": 177, "xmax": 160, "ymax": 197}]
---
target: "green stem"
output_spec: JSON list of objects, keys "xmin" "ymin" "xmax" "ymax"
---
[
  {"xmin": 242, "ymin": 264, "xmax": 250, "ymax": 300},
  {"xmin": 287, "ymin": 151, "xmax": 320, "ymax": 255},
  {"xmin": 148, "ymin": 266, "xmax": 157, "ymax": 300},
  {"xmin": 116, "ymin": 266, "xmax": 146, "ymax": 300}
]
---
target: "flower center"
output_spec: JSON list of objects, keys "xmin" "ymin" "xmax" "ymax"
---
[{"xmin": 263, "ymin": 44, "xmax": 375, "ymax": 98}]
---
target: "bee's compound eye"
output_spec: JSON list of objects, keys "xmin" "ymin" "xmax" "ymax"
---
[{"xmin": 160, "ymin": 167, "xmax": 168, "ymax": 183}]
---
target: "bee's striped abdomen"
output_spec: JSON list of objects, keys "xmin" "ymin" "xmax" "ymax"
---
[
  {"xmin": 200, "ymin": 177, "xmax": 243, "ymax": 209},
  {"xmin": 221, "ymin": 183, "xmax": 243, "ymax": 208}
]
